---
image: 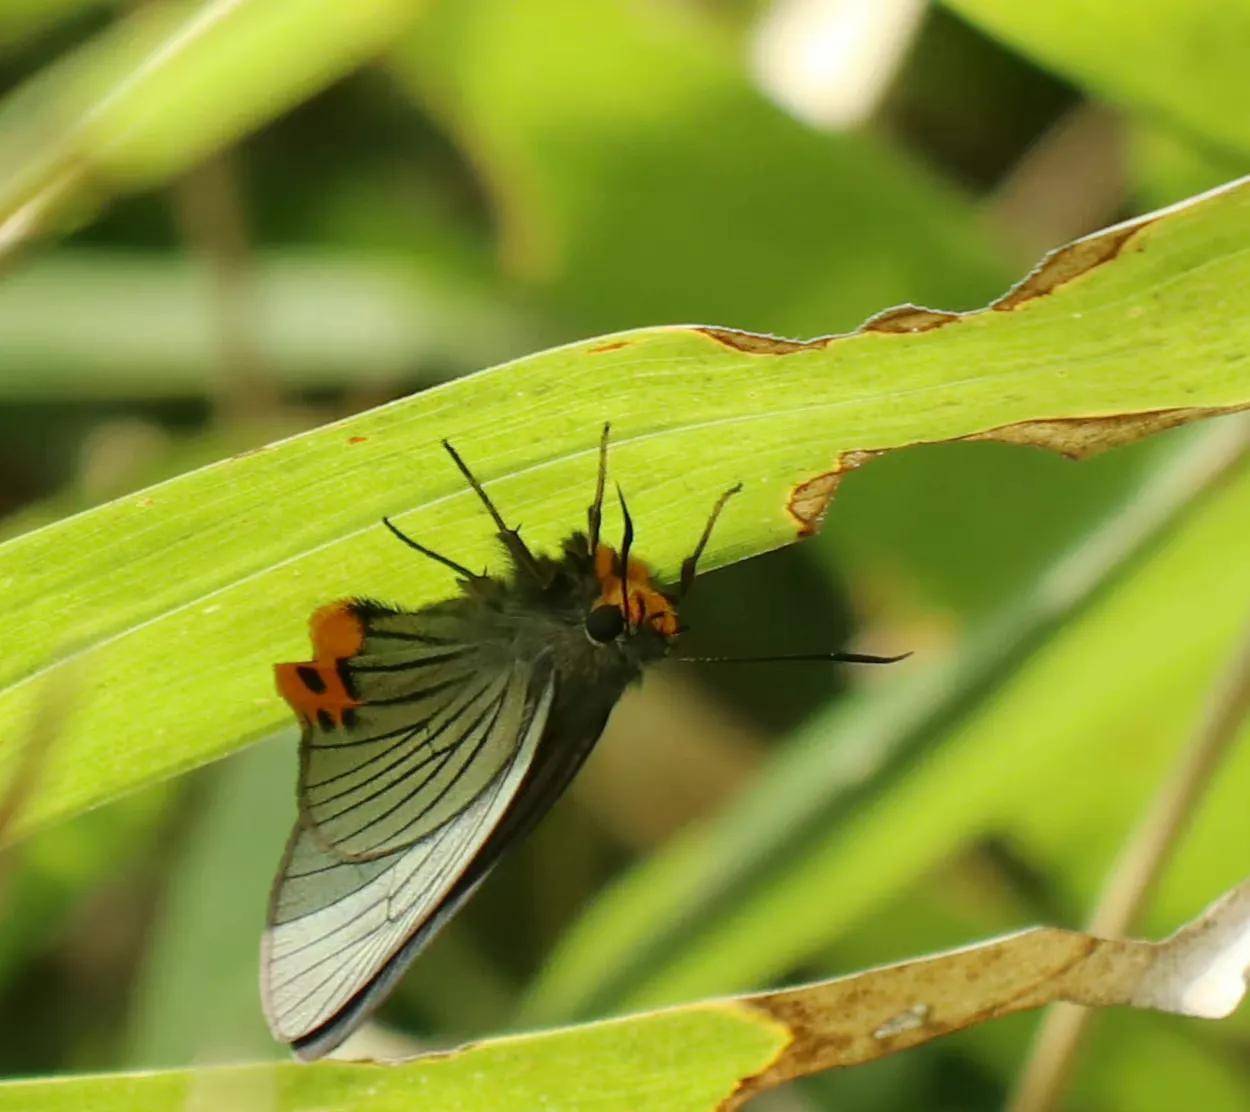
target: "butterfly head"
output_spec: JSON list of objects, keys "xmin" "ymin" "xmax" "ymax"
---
[{"xmin": 586, "ymin": 542, "xmax": 679, "ymax": 645}]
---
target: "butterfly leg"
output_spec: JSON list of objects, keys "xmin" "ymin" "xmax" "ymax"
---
[
  {"xmin": 442, "ymin": 439, "xmax": 544, "ymax": 582},
  {"xmin": 678, "ymin": 482, "xmax": 743, "ymax": 597}
]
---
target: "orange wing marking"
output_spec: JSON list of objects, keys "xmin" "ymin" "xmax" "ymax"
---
[{"xmin": 275, "ymin": 602, "xmax": 365, "ymax": 728}]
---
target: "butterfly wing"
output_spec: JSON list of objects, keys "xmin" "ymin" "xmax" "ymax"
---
[
  {"xmin": 263, "ymin": 601, "xmax": 555, "ymax": 1056},
  {"xmin": 298, "ymin": 607, "xmax": 546, "ymax": 861}
]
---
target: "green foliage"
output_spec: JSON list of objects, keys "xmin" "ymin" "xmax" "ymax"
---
[
  {"xmin": 0, "ymin": 1006, "xmax": 786, "ymax": 1111},
  {"xmin": 533, "ymin": 433, "xmax": 1250, "ymax": 1017},
  {"xmin": 6, "ymin": 175, "xmax": 1250, "ymax": 839},
  {"xmin": 397, "ymin": 0, "xmax": 1008, "ymax": 336},
  {"xmin": 0, "ymin": 252, "xmax": 524, "ymax": 398},
  {"xmin": 0, "ymin": 0, "xmax": 425, "ymax": 237},
  {"xmin": 945, "ymin": 0, "xmax": 1250, "ymax": 158},
  {"xmin": 2, "ymin": 1, "xmax": 1250, "ymax": 1108}
]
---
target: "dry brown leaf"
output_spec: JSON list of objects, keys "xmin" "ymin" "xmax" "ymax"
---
[{"xmin": 726, "ymin": 878, "xmax": 1250, "ymax": 1106}]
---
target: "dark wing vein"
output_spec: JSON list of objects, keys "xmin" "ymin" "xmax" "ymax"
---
[
  {"xmin": 312, "ymin": 684, "xmax": 506, "ymax": 833},
  {"xmin": 297, "ymin": 634, "xmax": 524, "ymax": 859},
  {"xmin": 303, "ymin": 674, "xmax": 497, "ymax": 798},
  {"xmin": 348, "ymin": 647, "xmax": 471, "ymax": 673},
  {"xmin": 341, "ymin": 692, "xmax": 510, "ymax": 856}
]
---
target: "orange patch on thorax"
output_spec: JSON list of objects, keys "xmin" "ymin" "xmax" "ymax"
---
[{"xmin": 593, "ymin": 544, "xmax": 679, "ymax": 638}]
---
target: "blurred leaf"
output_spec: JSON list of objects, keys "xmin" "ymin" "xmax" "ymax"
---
[
  {"xmin": 0, "ymin": 1, "xmax": 100, "ymax": 51},
  {"xmin": 818, "ymin": 840, "xmax": 1250, "ymax": 1109},
  {"xmin": 820, "ymin": 436, "xmax": 1162, "ymax": 618},
  {"xmin": 395, "ymin": 0, "xmax": 1009, "ymax": 338},
  {"xmin": 0, "ymin": 250, "xmax": 528, "ymax": 398},
  {"xmin": 550, "ymin": 438, "xmax": 1250, "ymax": 1013},
  {"xmin": 521, "ymin": 418, "xmax": 1250, "ymax": 1022},
  {"xmin": 944, "ymin": 0, "xmax": 1250, "ymax": 159},
  {"xmin": 878, "ymin": 6, "xmax": 1077, "ymax": 189},
  {"xmin": 1129, "ymin": 123, "xmax": 1246, "ymax": 210},
  {"xmin": 1073, "ymin": 1010, "xmax": 1250, "ymax": 1111},
  {"xmin": 0, "ymin": 0, "xmax": 428, "ymax": 253},
  {"xmin": 2, "ymin": 178, "xmax": 1250, "ymax": 839},
  {"xmin": 0, "ymin": 784, "xmax": 172, "ymax": 995},
  {"xmin": 123, "ymin": 735, "xmax": 295, "ymax": 1067},
  {"xmin": 6, "ymin": 879, "xmax": 1250, "ymax": 1109},
  {"xmin": 1005, "ymin": 611, "xmax": 1250, "ymax": 956}
]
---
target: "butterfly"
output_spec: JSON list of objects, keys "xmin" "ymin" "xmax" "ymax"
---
[{"xmin": 261, "ymin": 425, "xmax": 903, "ymax": 1058}]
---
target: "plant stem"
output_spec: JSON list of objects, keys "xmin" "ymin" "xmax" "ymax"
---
[{"xmin": 1009, "ymin": 612, "xmax": 1250, "ymax": 1112}]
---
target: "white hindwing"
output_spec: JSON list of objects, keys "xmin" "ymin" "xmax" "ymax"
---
[{"xmin": 262, "ymin": 660, "xmax": 553, "ymax": 1044}]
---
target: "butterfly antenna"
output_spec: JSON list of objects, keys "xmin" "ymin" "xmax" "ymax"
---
[
  {"xmin": 587, "ymin": 422, "xmax": 610, "ymax": 552},
  {"xmin": 616, "ymin": 483, "xmax": 635, "ymax": 629},
  {"xmin": 442, "ymin": 439, "xmax": 543, "ymax": 582},
  {"xmin": 680, "ymin": 651, "xmax": 913, "ymax": 665},
  {"xmin": 381, "ymin": 517, "xmax": 481, "ymax": 581},
  {"xmin": 679, "ymin": 482, "xmax": 743, "ymax": 597}
]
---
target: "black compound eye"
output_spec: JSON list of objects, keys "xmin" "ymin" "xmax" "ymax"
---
[{"xmin": 585, "ymin": 604, "xmax": 626, "ymax": 644}]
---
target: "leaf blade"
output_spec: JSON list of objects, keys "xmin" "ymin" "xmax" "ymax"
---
[{"xmin": 4, "ymin": 178, "xmax": 1250, "ymax": 836}]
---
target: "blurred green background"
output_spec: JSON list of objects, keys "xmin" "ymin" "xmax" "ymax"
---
[{"xmin": 2, "ymin": 1, "xmax": 1249, "ymax": 1109}]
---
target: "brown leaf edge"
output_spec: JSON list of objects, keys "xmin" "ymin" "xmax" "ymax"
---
[
  {"xmin": 695, "ymin": 217, "xmax": 1144, "ymax": 360},
  {"xmin": 308, "ymin": 875, "xmax": 1249, "ymax": 1109},
  {"xmin": 691, "ymin": 179, "xmax": 1250, "ymax": 536},
  {"xmin": 719, "ymin": 876, "xmax": 1250, "ymax": 1108},
  {"xmin": 787, "ymin": 450, "xmax": 878, "ymax": 536},
  {"xmin": 783, "ymin": 404, "xmax": 1246, "ymax": 537},
  {"xmin": 15, "ymin": 876, "xmax": 1244, "ymax": 1108}
]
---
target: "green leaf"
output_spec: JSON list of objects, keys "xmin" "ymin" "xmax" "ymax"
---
[
  {"xmin": 0, "ymin": 1005, "xmax": 787, "ymax": 1112},
  {"xmin": 0, "ymin": 0, "xmax": 427, "ymax": 251},
  {"xmin": 5, "ymin": 882, "xmax": 1250, "ymax": 1108},
  {"xmin": 3, "ymin": 178, "xmax": 1250, "ymax": 840},
  {"xmin": 944, "ymin": 0, "xmax": 1250, "ymax": 158}
]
